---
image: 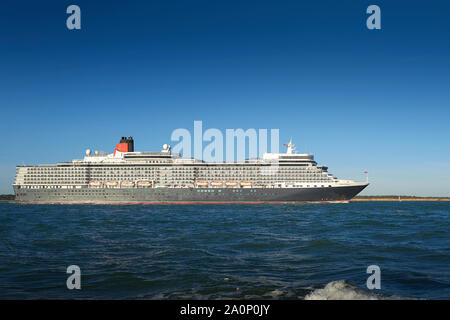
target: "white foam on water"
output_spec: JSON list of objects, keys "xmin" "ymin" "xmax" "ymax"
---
[
  {"xmin": 304, "ymin": 280, "xmax": 401, "ymax": 300},
  {"xmin": 267, "ymin": 289, "xmax": 284, "ymax": 297}
]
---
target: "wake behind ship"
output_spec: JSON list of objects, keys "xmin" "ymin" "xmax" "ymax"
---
[{"xmin": 13, "ymin": 137, "xmax": 368, "ymax": 203}]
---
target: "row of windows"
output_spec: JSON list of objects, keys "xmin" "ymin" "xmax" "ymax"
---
[
  {"xmin": 18, "ymin": 165, "xmax": 335, "ymax": 186},
  {"xmin": 23, "ymin": 172, "xmax": 332, "ymax": 178},
  {"xmin": 18, "ymin": 183, "xmax": 334, "ymax": 192},
  {"xmin": 20, "ymin": 165, "xmax": 321, "ymax": 172}
]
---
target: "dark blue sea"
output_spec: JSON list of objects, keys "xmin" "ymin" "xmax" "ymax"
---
[{"xmin": 0, "ymin": 202, "xmax": 449, "ymax": 299}]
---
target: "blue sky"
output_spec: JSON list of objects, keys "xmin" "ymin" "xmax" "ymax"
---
[{"xmin": 1, "ymin": 0, "xmax": 449, "ymax": 196}]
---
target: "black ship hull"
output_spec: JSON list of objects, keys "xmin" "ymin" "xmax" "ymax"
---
[{"xmin": 14, "ymin": 184, "xmax": 368, "ymax": 204}]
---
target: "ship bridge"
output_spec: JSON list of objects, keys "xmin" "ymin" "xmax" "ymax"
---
[{"xmin": 262, "ymin": 139, "xmax": 316, "ymax": 166}]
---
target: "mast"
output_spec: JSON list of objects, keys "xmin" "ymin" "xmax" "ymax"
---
[{"xmin": 283, "ymin": 138, "xmax": 296, "ymax": 154}]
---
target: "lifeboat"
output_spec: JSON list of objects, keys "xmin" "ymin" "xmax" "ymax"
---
[
  {"xmin": 121, "ymin": 181, "xmax": 135, "ymax": 188},
  {"xmin": 211, "ymin": 181, "xmax": 223, "ymax": 187},
  {"xmin": 196, "ymin": 181, "xmax": 208, "ymax": 187},
  {"xmin": 89, "ymin": 180, "xmax": 102, "ymax": 187},
  {"xmin": 137, "ymin": 180, "xmax": 152, "ymax": 187},
  {"xmin": 225, "ymin": 181, "xmax": 238, "ymax": 187},
  {"xmin": 106, "ymin": 181, "xmax": 118, "ymax": 187},
  {"xmin": 240, "ymin": 181, "xmax": 252, "ymax": 187}
]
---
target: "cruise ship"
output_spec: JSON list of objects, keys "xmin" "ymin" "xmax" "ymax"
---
[{"xmin": 13, "ymin": 137, "xmax": 368, "ymax": 203}]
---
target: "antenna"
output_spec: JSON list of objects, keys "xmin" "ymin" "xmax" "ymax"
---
[{"xmin": 283, "ymin": 138, "xmax": 296, "ymax": 154}]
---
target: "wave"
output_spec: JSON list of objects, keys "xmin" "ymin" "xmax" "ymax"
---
[{"xmin": 304, "ymin": 280, "xmax": 406, "ymax": 300}]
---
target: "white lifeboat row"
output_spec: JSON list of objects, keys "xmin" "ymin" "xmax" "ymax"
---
[
  {"xmin": 195, "ymin": 181, "xmax": 253, "ymax": 188},
  {"xmin": 89, "ymin": 180, "xmax": 153, "ymax": 188},
  {"xmin": 89, "ymin": 180, "xmax": 255, "ymax": 188}
]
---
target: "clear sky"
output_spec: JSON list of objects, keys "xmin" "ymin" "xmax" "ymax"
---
[{"xmin": 1, "ymin": 1, "xmax": 449, "ymax": 196}]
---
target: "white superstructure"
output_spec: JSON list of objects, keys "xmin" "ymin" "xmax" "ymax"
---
[{"xmin": 14, "ymin": 137, "xmax": 364, "ymax": 190}]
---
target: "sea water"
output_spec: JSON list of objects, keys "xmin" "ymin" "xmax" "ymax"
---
[{"xmin": 0, "ymin": 202, "xmax": 448, "ymax": 299}]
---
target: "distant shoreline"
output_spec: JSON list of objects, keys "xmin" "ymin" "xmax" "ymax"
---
[
  {"xmin": 0, "ymin": 195, "xmax": 14, "ymax": 201},
  {"xmin": 353, "ymin": 196, "xmax": 450, "ymax": 202}
]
